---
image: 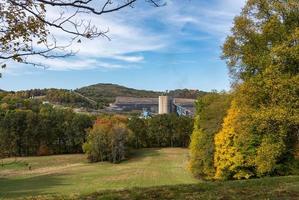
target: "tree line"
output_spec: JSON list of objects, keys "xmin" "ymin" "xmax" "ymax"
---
[
  {"xmin": 128, "ymin": 114, "xmax": 193, "ymax": 148},
  {"xmin": 0, "ymin": 98, "xmax": 93, "ymax": 157},
  {"xmin": 83, "ymin": 114, "xmax": 194, "ymax": 163}
]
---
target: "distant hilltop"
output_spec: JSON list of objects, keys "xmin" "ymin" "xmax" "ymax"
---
[{"xmin": 75, "ymin": 83, "xmax": 207, "ymax": 104}]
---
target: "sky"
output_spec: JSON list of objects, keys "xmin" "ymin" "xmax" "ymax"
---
[{"xmin": 0, "ymin": 0, "xmax": 246, "ymax": 92}]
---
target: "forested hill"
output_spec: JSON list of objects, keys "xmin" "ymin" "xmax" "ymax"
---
[
  {"xmin": 168, "ymin": 89, "xmax": 207, "ymax": 99},
  {"xmin": 0, "ymin": 84, "xmax": 207, "ymax": 109},
  {"xmin": 0, "ymin": 89, "xmax": 96, "ymax": 109},
  {"xmin": 75, "ymin": 83, "xmax": 161, "ymax": 104},
  {"xmin": 75, "ymin": 83, "xmax": 207, "ymax": 105}
]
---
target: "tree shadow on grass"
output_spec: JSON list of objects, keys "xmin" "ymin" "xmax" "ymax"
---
[
  {"xmin": 79, "ymin": 176, "xmax": 299, "ymax": 200},
  {"xmin": 0, "ymin": 174, "xmax": 69, "ymax": 199},
  {"xmin": 125, "ymin": 148, "xmax": 162, "ymax": 163}
]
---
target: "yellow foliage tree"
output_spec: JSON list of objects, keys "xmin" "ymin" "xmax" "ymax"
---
[{"xmin": 214, "ymin": 101, "xmax": 255, "ymax": 180}]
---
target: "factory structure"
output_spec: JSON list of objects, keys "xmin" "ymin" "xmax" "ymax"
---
[{"xmin": 107, "ymin": 96, "xmax": 195, "ymax": 117}]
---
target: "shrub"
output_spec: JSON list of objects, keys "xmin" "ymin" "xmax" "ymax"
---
[{"xmin": 37, "ymin": 144, "xmax": 52, "ymax": 156}]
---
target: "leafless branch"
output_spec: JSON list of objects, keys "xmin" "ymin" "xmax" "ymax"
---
[{"xmin": 0, "ymin": 0, "xmax": 165, "ymax": 70}]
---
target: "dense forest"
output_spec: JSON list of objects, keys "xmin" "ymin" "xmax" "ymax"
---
[{"xmin": 0, "ymin": 90, "xmax": 194, "ymax": 161}]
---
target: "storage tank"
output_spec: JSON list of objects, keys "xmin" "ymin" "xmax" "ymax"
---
[{"xmin": 158, "ymin": 96, "xmax": 172, "ymax": 114}]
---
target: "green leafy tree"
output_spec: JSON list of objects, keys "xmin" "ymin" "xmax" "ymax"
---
[
  {"xmin": 128, "ymin": 114, "xmax": 193, "ymax": 148},
  {"xmin": 173, "ymin": 115, "xmax": 194, "ymax": 147},
  {"xmin": 127, "ymin": 116, "xmax": 148, "ymax": 148},
  {"xmin": 68, "ymin": 114, "xmax": 93, "ymax": 153}
]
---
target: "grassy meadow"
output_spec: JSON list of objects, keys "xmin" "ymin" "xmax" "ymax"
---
[
  {"xmin": 0, "ymin": 148, "xmax": 298, "ymax": 200},
  {"xmin": 0, "ymin": 148, "xmax": 198, "ymax": 199}
]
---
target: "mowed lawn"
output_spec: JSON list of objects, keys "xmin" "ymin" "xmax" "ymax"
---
[{"xmin": 0, "ymin": 148, "xmax": 198, "ymax": 199}]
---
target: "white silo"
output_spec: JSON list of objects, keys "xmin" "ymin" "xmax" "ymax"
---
[{"xmin": 158, "ymin": 96, "xmax": 172, "ymax": 114}]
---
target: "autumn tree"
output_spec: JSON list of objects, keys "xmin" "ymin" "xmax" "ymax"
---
[
  {"xmin": 189, "ymin": 92, "xmax": 231, "ymax": 179},
  {"xmin": 82, "ymin": 115, "xmax": 129, "ymax": 163},
  {"xmin": 214, "ymin": 0, "xmax": 299, "ymax": 179}
]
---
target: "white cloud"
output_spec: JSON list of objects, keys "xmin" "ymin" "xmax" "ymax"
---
[
  {"xmin": 29, "ymin": 5, "xmax": 167, "ymax": 71},
  {"xmin": 111, "ymin": 55, "xmax": 144, "ymax": 62},
  {"xmin": 30, "ymin": 57, "xmax": 127, "ymax": 71}
]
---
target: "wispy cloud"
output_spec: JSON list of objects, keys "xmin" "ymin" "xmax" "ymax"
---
[
  {"xmin": 4, "ymin": 0, "xmax": 246, "ymax": 74},
  {"xmin": 162, "ymin": 0, "xmax": 246, "ymax": 38}
]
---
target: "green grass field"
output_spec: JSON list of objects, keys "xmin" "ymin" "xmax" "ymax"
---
[
  {"xmin": 0, "ymin": 148, "xmax": 298, "ymax": 200},
  {"xmin": 0, "ymin": 148, "xmax": 198, "ymax": 199}
]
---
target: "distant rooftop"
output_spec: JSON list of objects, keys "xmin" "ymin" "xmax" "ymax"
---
[
  {"xmin": 114, "ymin": 96, "xmax": 195, "ymax": 105},
  {"xmin": 173, "ymin": 98, "xmax": 196, "ymax": 105},
  {"xmin": 115, "ymin": 97, "xmax": 158, "ymax": 105}
]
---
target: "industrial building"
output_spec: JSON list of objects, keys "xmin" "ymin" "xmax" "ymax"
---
[{"xmin": 108, "ymin": 96, "xmax": 195, "ymax": 117}]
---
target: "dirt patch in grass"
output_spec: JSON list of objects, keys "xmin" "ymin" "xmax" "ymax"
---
[{"xmin": 1, "ymin": 163, "xmax": 85, "ymax": 178}]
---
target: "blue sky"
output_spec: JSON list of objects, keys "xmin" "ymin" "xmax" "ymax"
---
[{"xmin": 0, "ymin": 0, "xmax": 246, "ymax": 92}]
